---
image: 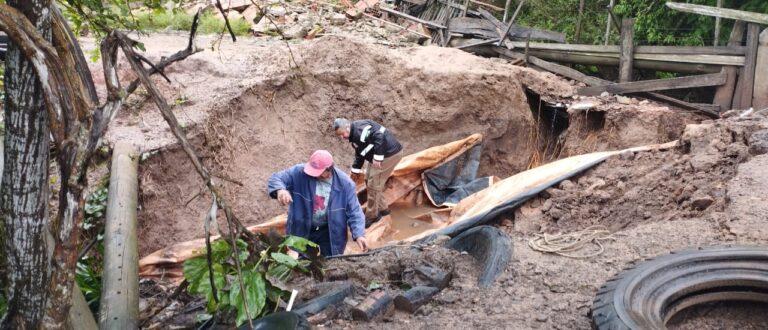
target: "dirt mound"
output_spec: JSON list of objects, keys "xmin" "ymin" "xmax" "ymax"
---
[{"xmin": 515, "ymin": 114, "xmax": 768, "ymax": 235}]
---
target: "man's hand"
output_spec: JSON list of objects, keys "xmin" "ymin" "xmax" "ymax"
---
[
  {"xmin": 372, "ymin": 160, "xmax": 382, "ymax": 169},
  {"xmin": 355, "ymin": 237, "xmax": 369, "ymax": 252},
  {"xmin": 277, "ymin": 189, "xmax": 293, "ymax": 206}
]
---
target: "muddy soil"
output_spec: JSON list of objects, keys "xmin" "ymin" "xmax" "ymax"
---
[
  {"xmin": 91, "ymin": 31, "xmax": 768, "ymax": 329},
  {"xmin": 115, "ymin": 34, "xmax": 704, "ymax": 257},
  {"xmin": 314, "ymin": 114, "xmax": 768, "ymax": 330}
]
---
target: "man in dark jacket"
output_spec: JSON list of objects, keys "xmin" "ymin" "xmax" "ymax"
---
[
  {"xmin": 333, "ymin": 118, "xmax": 404, "ymax": 226},
  {"xmin": 267, "ymin": 150, "xmax": 368, "ymax": 256}
]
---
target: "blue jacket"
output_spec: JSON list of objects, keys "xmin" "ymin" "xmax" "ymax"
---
[{"xmin": 267, "ymin": 164, "xmax": 366, "ymax": 256}]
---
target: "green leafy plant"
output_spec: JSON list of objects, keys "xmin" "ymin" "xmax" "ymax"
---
[
  {"xmin": 75, "ymin": 185, "xmax": 109, "ymax": 314},
  {"xmin": 83, "ymin": 186, "xmax": 108, "ymax": 230},
  {"xmin": 75, "ymin": 255, "xmax": 102, "ymax": 313},
  {"xmin": 183, "ymin": 235, "xmax": 319, "ymax": 326},
  {"xmin": 0, "ymin": 290, "xmax": 7, "ymax": 317}
]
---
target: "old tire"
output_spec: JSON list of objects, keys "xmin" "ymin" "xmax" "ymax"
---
[
  {"xmin": 445, "ymin": 225, "xmax": 512, "ymax": 288},
  {"xmin": 591, "ymin": 246, "xmax": 768, "ymax": 330}
]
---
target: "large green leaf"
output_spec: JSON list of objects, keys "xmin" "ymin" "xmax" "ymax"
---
[
  {"xmin": 210, "ymin": 239, "xmax": 232, "ymax": 262},
  {"xmin": 280, "ymin": 235, "xmax": 318, "ymax": 252},
  {"xmin": 270, "ymin": 252, "xmax": 298, "ymax": 268},
  {"xmin": 183, "ymin": 257, "xmax": 208, "ymax": 293},
  {"xmin": 184, "ymin": 257, "xmax": 226, "ymax": 298},
  {"xmin": 231, "ymin": 270, "xmax": 267, "ymax": 326}
]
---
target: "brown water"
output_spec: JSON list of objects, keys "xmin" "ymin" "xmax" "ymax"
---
[{"xmin": 386, "ymin": 202, "xmax": 443, "ymax": 241}]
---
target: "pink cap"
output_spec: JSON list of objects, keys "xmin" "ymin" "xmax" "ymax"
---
[{"xmin": 304, "ymin": 150, "xmax": 333, "ymax": 177}]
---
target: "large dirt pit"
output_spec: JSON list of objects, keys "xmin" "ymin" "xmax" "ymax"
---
[
  {"xmin": 132, "ymin": 36, "xmax": 701, "ymax": 256},
  {"xmin": 109, "ymin": 34, "xmax": 768, "ymax": 329}
]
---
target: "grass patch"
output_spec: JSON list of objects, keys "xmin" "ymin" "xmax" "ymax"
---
[{"xmin": 135, "ymin": 10, "xmax": 251, "ymax": 36}]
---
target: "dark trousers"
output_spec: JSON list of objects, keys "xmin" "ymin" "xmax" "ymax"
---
[{"xmin": 307, "ymin": 225, "xmax": 332, "ymax": 256}]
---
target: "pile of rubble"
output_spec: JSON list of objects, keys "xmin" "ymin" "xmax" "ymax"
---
[{"xmin": 182, "ymin": 0, "xmax": 428, "ymax": 45}]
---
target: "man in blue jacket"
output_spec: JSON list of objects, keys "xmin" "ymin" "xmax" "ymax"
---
[{"xmin": 267, "ymin": 150, "xmax": 369, "ymax": 256}]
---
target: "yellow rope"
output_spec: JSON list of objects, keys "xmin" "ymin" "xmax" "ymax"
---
[{"xmin": 528, "ymin": 225, "xmax": 615, "ymax": 258}]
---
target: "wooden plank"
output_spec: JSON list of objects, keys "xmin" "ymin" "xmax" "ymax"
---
[
  {"xmin": 579, "ymin": 72, "xmax": 727, "ymax": 96},
  {"xmin": 526, "ymin": 49, "xmax": 744, "ymax": 66},
  {"xmin": 525, "ymin": 50, "xmax": 723, "ymax": 74},
  {"xmin": 713, "ymin": 66, "xmax": 738, "ymax": 112},
  {"xmin": 470, "ymin": 0, "xmax": 503, "ymax": 12},
  {"xmin": 666, "ymin": 2, "xmax": 768, "ymax": 25},
  {"xmin": 753, "ymin": 28, "xmax": 768, "ymax": 109},
  {"xmin": 99, "ymin": 142, "xmax": 139, "ymax": 329},
  {"xmin": 505, "ymin": 41, "xmax": 746, "ymax": 56},
  {"xmin": 736, "ymin": 24, "xmax": 760, "ymax": 109},
  {"xmin": 448, "ymin": 17, "xmax": 498, "ymax": 39},
  {"xmin": 379, "ymin": 7, "xmax": 448, "ymax": 29},
  {"xmin": 713, "ymin": 20, "xmax": 745, "ymax": 111},
  {"xmin": 493, "ymin": 47, "xmax": 720, "ymax": 117},
  {"xmin": 619, "ymin": 18, "xmax": 635, "ymax": 82}
]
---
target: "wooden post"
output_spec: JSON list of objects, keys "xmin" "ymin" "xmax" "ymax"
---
[
  {"xmin": 99, "ymin": 142, "xmax": 139, "ymax": 329},
  {"xmin": 503, "ymin": 0, "xmax": 513, "ymax": 22},
  {"xmin": 619, "ymin": 18, "xmax": 635, "ymax": 83},
  {"xmin": 68, "ymin": 285, "xmax": 98, "ymax": 330},
  {"xmin": 736, "ymin": 24, "xmax": 760, "ymax": 109},
  {"xmin": 575, "ymin": 0, "xmax": 585, "ymax": 43},
  {"xmin": 714, "ymin": 0, "xmax": 722, "ymax": 46},
  {"xmin": 715, "ymin": 20, "xmax": 745, "ymax": 111},
  {"xmin": 753, "ymin": 28, "xmax": 768, "ymax": 109},
  {"xmin": 496, "ymin": 0, "xmax": 524, "ymax": 46},
  {"xmin": 604, "ymin": 0, "xmax": 615, "ymax": 45}
]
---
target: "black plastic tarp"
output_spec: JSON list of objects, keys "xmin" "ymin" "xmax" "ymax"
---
[{"xmin": 423, "ymin": 143, "xmax": 491, "ymax": 207}]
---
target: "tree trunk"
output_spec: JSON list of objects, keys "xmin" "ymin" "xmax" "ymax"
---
[{"xmin": 0, "ymin": 1, "xmax": 52, "ymax": 329}]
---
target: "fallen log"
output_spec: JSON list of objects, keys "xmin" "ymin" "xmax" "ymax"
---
[
  {"xmin": 99, "ymin": 141, "xmax": 139, "ymax": 329},
  {"xmin": 351, "ymin": 290, "xmax": 393, "ymax": 321},
  {"xmin": 394, "ymin": 286, "xmax": 440, "ymax": 313}
]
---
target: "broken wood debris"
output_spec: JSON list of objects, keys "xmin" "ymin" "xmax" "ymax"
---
[
  {"xmin": 579, "ymin": 72, "xmax": 727, "ymax": 96},
  {"xmin": 350, "ymin": 290, "xmax": 394, "ymax": 321},
  {"xmin": 394, "ymin": 286, "xmax": 441, "ymax": 313}
]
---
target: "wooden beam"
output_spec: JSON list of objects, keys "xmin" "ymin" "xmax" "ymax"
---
[
  {"xmin": 619, "ymin": 18, "xmax": 635, "ymax": 82},
  {"xmin": 579, "ymin": 72, "xmax": 727, "ymax": 96},
  {"xmin": 470, "ymin": 0, "xmax": 503, "ymax": 12},
  {"xmin": 736, "ymin": 24, "xmax": 760, "ymax": 109},
  {"xmin": 666, "ymin": 2, "xmax": 768, "ymax": 25},
  {"xmin": 99, "ymin": 142, "xmax": 139, "ymax": 329},
  {"xmin": 525, "ymin": 49, "xmax": 723, "ymax": 74},
  {"xmin": 753, "ymin": 28, "xmax": 768, "ymax": 109},
  {"xmin": 714, "ymin": 20, "xmax": 745, "ymax": 111},
  {"xmin": 493, "ymin": 47, "xmax": 720, "ymax": 117},
  {"xmin": 505, "ymin": 41, "xmax": 746, "ymax": 56},
  {"xmin": 378, "ymin": 7, "xmax": 447, "ymax": 29}
]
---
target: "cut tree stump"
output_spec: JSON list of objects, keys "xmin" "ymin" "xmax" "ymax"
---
[
  {"xmin": 394, "ymin": 286, "xmax": 441, "ymax": 313},
  {"xmin": 351, "ymin": 290, "xmax": 393, "ymax": 321}
]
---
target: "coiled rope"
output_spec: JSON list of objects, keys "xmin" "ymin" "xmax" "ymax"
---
[{"xmin": 528, "ymin": 225, "xmax": 614, "ymax": 258}]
